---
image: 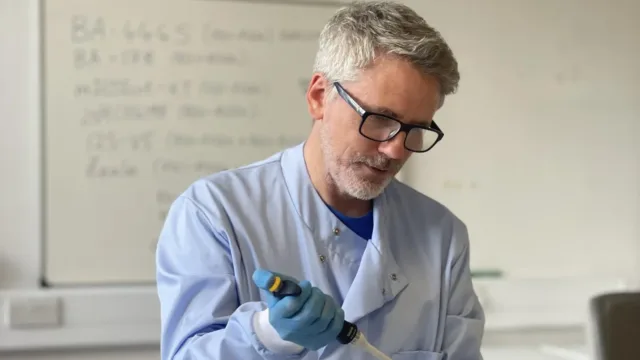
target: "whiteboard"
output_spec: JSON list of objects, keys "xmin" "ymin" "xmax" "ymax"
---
[
  {"xmin": 403, "ymin": 0, "xmax": 640, "ymax": 278},
  {"xmin": 42, "ymin": 0, "xmax": 342, "ymax": 286}
]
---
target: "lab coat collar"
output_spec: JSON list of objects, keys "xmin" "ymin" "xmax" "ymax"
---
[
  {"xmin": 280, "ymin": 143, "xmax": 409, "ymax": 325},
  {"xmin": 280, "ymin": 142, "xmax": 342, "ymax": 240},
  {"xmin": 340, "ymin": 188, "xmax": 409, "ymax": 325}
]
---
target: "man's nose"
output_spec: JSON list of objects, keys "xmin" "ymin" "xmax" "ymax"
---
[{"xmin": 378, "ymin": 133, "xmax": 408, "ymax": 160}]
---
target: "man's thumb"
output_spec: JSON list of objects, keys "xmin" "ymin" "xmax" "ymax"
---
[{"xmin": 252, "ymin": 268, "xmax": 277, "ymax": 290}]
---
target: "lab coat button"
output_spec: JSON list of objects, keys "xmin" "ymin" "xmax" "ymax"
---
[
  {"xmin": 319, "ymin": 255, "xmax": 326, "ymax": 263},
  {"xmin": 333, "ymin": 228, "xmax": 340, "ymax": 235},
  {"xmin": 390, "ymin": 273, "xmax": 397, "ymax": 281}
]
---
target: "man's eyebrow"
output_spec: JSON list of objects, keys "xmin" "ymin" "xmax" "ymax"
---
[
  {"xmin": 372, "ymin": 106, "xmax": 401, "ymax": 119},
  {"xmin": 371, "ymin": 106, "xmax": 431, "ymax": 127}
]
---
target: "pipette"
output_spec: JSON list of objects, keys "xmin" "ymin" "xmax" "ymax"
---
[{"xmin": 268, "ymin": 275, "xmax": 393, "ymax": 360}]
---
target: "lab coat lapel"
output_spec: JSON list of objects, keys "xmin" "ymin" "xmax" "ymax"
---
[{"xmin": 341, "ymin": 185, "xmax": 409, "ymax": 325}]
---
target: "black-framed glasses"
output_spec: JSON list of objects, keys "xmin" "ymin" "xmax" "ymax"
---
[{"xmin": 334, "ymin": 82, "xmax": 444, "ymax": 153}]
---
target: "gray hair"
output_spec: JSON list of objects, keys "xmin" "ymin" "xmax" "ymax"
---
[{"xmin": 313, "ymin": 1, "xmax": 459, "ymax": 103}]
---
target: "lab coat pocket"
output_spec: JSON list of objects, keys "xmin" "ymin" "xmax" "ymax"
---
[{"xmin": 391, "ymin": 350, "xmax": 445, "ymax": 360}]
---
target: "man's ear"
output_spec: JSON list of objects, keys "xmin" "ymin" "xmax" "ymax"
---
[{"xmin": 306, "ymin": 73, "xmax": 329, "ymax": 121}]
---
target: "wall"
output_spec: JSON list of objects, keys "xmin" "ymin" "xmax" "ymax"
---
[
  {"xmin": 401, "ymin": 0, "xmax": 640, "ymax": 281},
  {"xmin": 0, "ymin": 0, "xmax": 41, "ymax": 290}
]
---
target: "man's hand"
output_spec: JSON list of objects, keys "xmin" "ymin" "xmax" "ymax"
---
[{"xmin": 252, "ymin": 268, "xmax": 345, "ymax": 351}]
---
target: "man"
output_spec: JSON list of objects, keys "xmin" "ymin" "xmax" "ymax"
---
[{"xmin": 156, "ymin": 1, "xmax": 485, "ymax": 359}]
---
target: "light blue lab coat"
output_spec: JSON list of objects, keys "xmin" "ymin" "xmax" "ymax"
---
[{"xmin": 156, "ymin": 142, "xmax": 485, "ymax": 360}]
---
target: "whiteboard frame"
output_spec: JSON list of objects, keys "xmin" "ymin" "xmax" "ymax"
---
[{"xmin": 39, "ymin": 0, "xmax": 49, "ymax": 288}]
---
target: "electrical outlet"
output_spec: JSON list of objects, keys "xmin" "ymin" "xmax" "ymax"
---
[{"xmin": 4, "ymin": 296, "xmax": 62, "ymax": 329}]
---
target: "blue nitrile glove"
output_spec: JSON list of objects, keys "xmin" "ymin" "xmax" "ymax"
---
[{"xmin": 252, "ymin": 268, "xmax": 345, "ymax": 351}]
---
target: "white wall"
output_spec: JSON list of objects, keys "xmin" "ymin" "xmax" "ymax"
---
[
  {"xmin": 400, "ymin": 0, "xmax": 640, "ymax": 280},
  {"xmin": 1, "ymin": 0, "xmax": 638, "ymax": 359},
  {"xmin": 0, "ymin": 0, "xmax": 41, "ymax": 290}
]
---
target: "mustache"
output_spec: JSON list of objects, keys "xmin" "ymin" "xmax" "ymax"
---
[{"xmin": 351, "ymin": 154, "xmax": 400, "ymax": 171}]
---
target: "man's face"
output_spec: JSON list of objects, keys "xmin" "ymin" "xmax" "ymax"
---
[{"xmin": 312, "ymin": 56, "xmax": 442, "ymax": 200}]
